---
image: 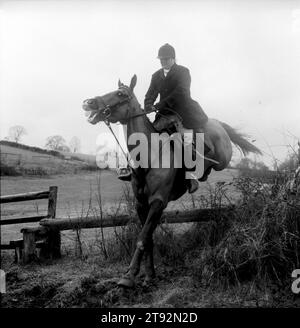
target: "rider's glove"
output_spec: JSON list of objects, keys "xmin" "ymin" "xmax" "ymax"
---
[{"xmin": 145, "ymin": 105, "xmax": 157, "ymax": 113}]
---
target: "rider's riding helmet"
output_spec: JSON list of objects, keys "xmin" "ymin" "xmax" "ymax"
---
[{"xmin": 157, "ymin": 43, "xmax": 176, "ymax": 59}]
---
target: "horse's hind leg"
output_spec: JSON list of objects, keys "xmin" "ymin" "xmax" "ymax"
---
[
  {"xmin": 118, "ymin": 199, "xmax": 164, "ymax": 288},
  {"xmin": 144, "ymin": 238, "xmax": 155, "ymax": 283},
  {"xmin": 136, "ymin": 202, "xmax": 155, "ymax": 281}
]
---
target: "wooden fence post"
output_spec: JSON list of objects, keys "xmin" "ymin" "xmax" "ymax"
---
[
  {"xmin": 22, "ymin": 230, "xmax": 36, "ymax": 263},
  {"xmin": 48, "ymin": 186, "xmax": 58, "ymax": 219},
  {"xmin": 41, "ymin": 186, "xmax": 61, "ymax": 259}
]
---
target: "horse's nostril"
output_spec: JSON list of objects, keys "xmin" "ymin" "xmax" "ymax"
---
[{"xmin": 88, "ymin": 100, "xmax": 93, "ymax": 105}]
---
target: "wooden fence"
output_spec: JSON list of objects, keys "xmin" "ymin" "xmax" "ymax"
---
[
  {"xmin": 0, "ymin": 186, "xmax": 60, "ymax": 263},
  {"xmin": 1, "ymin": 186, "xmax": 235, "ymax": 264}
]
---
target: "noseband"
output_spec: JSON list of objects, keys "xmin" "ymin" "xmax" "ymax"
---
[{"xmin": 94, "ymin": 86, "xmax": 133, "ymax": 123}]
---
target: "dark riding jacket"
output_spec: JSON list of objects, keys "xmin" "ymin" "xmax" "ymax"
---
[{"xmin": 144, "ymin": 63, "xmax": 208, "ymax": 129}]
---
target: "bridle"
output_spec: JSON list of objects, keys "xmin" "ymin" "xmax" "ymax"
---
[
  {"xmin": 88, "ymin": 86, "xmax": 151, "ymax": 172},
  {"xmin": 90, "ymin": 85, "xmax": 183, "ymax": 125},
  {"xmin": 93, "ymin": 86, "xmax": 134, "ymax": 124}
]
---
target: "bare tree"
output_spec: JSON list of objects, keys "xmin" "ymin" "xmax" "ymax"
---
[
  {"xmin": 278, "ymin": 153, "xmax": 299, "ymax": 171},
  {"xmin": 45, "ymin": 135, "xmax": 68, "ymax": 151},
  {"xmin": 8, "ymin": 125, "xmax": 27, "ymax": 143},
  {"xmin": 236, "ymin": 157, "xmax": 268, "ymax": 171},
  {"xmin": 69, "ymin": 136, "xmax": 81, "ymax": 153},
  {"xmin": 236, "ymin": 157, "xmax": 252, "ymax": 170}
]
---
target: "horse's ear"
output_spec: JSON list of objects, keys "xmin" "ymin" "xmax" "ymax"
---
[
  {"xmin": 118, "ymin": 79, "xmax": 123, "ymax": 88},
  {"xmin": 129, "ymin": 74, "xmax": 137, "ymax": 91}
]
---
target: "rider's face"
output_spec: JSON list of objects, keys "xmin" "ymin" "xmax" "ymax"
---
[{"xmin": 160, "ymin": 57, "xmax": 175, "ymax": 70}]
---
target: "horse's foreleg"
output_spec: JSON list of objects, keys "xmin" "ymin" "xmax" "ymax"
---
[{"xmin": 118, "ymin": 199, "xmax": 164, "ymax": 288}]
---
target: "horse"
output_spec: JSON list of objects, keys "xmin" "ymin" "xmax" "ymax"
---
[{"xmin": 82, "ymin": 75, "xmax": 262, "ymax": 288}]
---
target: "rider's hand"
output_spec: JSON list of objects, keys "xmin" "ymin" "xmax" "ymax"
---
[{"xmin": 145, "ymin": 105, "xmax": 156, "ymax": 113}]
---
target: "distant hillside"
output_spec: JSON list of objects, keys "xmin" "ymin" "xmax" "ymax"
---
[
  {"xmin": 0, "ymin": 140, "xmax": 64, "ymax": 158},
  {"xmin": 0, "ymin": 140, "xmax": 96, "ymax": 163},
  {"xmin": 0, "ymin": 140, "xmax": 98, "ymax": 176}
]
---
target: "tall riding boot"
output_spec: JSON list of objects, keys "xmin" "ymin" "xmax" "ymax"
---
[{"xmin": 183, "ymin": 139, "xmax": 199, "ymax": 194}]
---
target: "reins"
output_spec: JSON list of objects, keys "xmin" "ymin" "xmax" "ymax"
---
[{"xmin": 98, "ymin": 86, "xmax": 183, "ymax": 124}]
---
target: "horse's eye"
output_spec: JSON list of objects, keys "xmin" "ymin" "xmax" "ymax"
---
[{"xmin": 118, "ymin": 92, "xmax": 123, "ymax": 97}]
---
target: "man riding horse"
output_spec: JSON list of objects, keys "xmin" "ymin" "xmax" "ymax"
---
[
  {"xmin": 118, "ymin": 43, "xmax": 210, "ymax": 193},
  {"xmin": 83, "ymin": 70, "xmax": 261, "ymax": 288}
]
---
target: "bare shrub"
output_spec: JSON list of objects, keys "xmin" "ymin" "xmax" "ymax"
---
[
  {"xmin": 187, "ymin": 173, "xmax": 300, "ymax": 291},
  {"xmin": 0, "ymin": 162, "xmax": 21, "ymax": 176}
]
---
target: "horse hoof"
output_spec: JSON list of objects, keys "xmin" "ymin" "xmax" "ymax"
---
[
  {"xmin": 117, "ymin": 277, "xmax": 135, "ymax": 288},
  {"xmin": 143, "ymin": 275, "xmax": 156, "ymax": 287}
]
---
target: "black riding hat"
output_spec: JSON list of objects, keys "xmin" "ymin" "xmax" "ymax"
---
[{"xmin": 157, "ymin": 43, "xmax": 176, "ymax": 59}]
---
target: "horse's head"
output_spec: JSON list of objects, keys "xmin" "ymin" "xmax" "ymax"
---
[{"xmin": 83, "ymin": 75, "xmax": 137, "ymax": 125}]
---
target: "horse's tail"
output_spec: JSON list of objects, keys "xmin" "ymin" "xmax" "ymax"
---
[{"xmin": 219, "ymin": 121, "xmax": 262, "ymax": 156}]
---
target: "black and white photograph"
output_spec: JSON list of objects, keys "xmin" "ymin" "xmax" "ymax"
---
[{"xmin": 0, "ymin": 0, "xmax": 300, "ymax": 315}]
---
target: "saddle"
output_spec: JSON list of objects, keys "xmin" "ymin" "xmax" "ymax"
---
[
  {"xmin": 152, "ymin": 113, "xmax": 211, "ymax": 182},
  {"xmin": 153, "ymin": 114, "xmax": 183, "ymax": 134}
]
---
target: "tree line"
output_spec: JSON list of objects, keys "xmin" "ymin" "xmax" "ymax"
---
[{"xmin": 4, "ymin": 125, "xmax": 81, "ymax": 153}]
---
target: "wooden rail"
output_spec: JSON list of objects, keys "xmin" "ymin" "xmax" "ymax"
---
[
  {"xmin": 0, "ymin": 190, "xmax": 50, "ymax": 204},
  {"xmin": 40, "ymin": 207, "xmax": 234, "ymax": 231},
  {"xmin": 32, "ymin": 206, "xmax": 233, "ymax": 265},
  {"xmin": 0, "ymin": 215, "xmax": 48, "ymax": 226}
]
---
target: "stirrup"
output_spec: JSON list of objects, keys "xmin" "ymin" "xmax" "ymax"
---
[{"xmin": 117, "ymin": 167, "xmax": 132, "ymax": 181}]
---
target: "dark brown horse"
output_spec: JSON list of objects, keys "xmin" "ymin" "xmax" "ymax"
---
[{"xmin": 82, "ymin": 75, "xmax": 262, "ymax": 288}]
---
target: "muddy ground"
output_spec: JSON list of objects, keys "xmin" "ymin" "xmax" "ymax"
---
[{"xmin": 2, "ymin": 244, "xmax": 298, "ymax": 308}]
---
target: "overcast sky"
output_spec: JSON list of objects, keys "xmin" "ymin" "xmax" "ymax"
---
[{"xmin": 0, "ymin": 0, "xmax": 299, "ymax": 167}]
